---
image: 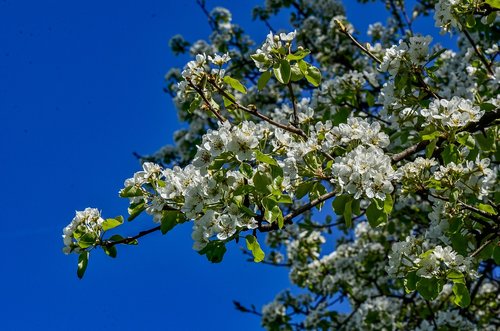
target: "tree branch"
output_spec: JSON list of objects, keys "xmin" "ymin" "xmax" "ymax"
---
[{"xmin": 102, "ymin": 225, "xmax": 161, "ymax": 247}]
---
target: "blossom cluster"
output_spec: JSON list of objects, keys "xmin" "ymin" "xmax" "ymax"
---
[
  {"xmin": 380, "ymin": 35, "xmax": 433, "ymax": 76},
  {"xmin": 331, "ymin": 146, "xmax": 395, "ymax": 200},
  {"xmin": 420, "ymin": 96, "xmax": 484, "ymax": 128},
  {"xmin": 386, "ymin": 236, "xmax": 476, "ymax": 280},
  {"xmin": 251, "ymin": 30, "xmax": 297, "ymax": 71},
  {"xmin": 62, "ymin": 208, "xmax": 104, "ymax": 255}
]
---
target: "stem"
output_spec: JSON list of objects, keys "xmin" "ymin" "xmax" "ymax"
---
[
  {"xmin": 102, "ymin": 225, "xmax": 161, "ymax": 247},
  {"xmin": 335, "ymin": 20, "xmax": 382, "ymax": 65},
  {"xmin": 207, "ymin": 77, "xmax": 307, "ymax": 138},
  {"xmin": 287, "ymin": 82, "xmax": 299, "ymax": 127},
  {"xmin": 463, "ymin": 29, "xmax": 494, "ymax": 76},
  {"xmin": 187, "ymin": 79, "xmax": 227, "ymax": 123}
]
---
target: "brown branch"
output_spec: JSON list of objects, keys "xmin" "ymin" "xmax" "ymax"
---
[
  {"xmin": 335, "ymin": 20, "xmax": 382, "ymax": 65},
  {"xmin": 207, "ymin": 77, "xmax": 307, "ymax": 137},
  {"xmin": 391, "ymin": 108, "xmax": 500, "ymax": 163},
  {"xmin": 102, "ymin": 225, "xmax": 161, "ymax": 247},
  {"xmin": 187, "ymin": 79, "xmax": 227, "ymax": 123},
  {"xmin": 287, "ymin": 82, "xmax": 299, "ymax": 127},
  {"xmin": 463, "ymin": 29, "xmax": 494, "ymax": 76}
]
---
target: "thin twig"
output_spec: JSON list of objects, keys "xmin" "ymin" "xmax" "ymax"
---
[
  {"xmin": 102, "ymin": 225, "xmax": 161, "ymax": 247},
  {"xmin": 187, "ymin": 79, "xmax": 227, "ymax": 123},
  {"xmin": 287, "ymin": 82, "xmax": 299, "ymax": 127},
  {"xmin": 335, "ymin": 20, "xmax": 382, "ymax": 65},
  {"xmin": 463, "ymin": 29, "xmax": 494, "ymax": 76},
  {"xmin": 207, "ymin": 77, "xmax": 307, "ymax": 137}
]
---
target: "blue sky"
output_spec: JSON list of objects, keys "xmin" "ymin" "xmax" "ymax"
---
[{"xmin": 0, "ymin": 1, "xmax": 454, "ymax": 330}]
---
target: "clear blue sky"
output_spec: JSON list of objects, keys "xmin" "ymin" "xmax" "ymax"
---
[{"xmin": 0, "ymin": 1, "xmax": 453, "ymax": 330}]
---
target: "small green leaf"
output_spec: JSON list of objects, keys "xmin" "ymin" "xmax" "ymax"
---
[
  {"xmin": 257, "ymin": 71, "xmax": 272, "ymax": 91},
  {"xmin": 102, "ymin": 216, "xmax": 124, "ymax": 231},
  {"xmin": 223, "ymin": 76, "xmax": 247, "ymax": 94},
  {"xmin": 120, "ymin": 186, "xmax": 143, "ymax": 198},
  {"xmin": 465, "ymin": 15, "xmax": 476, "ymax": 28},
  {"xmin": 304, "ymin": 65, "xmax": 321, "ymax": 87},
  {"xmin": 295, "ymin": 181, "xmax": 314, "ymax": 199},
  {"xmin": 199, "ymin": 241, "xmax": 227, "ymax": 263},
  {"xmin": 477, "ymin": 203, "xmax": 497, "ymax": 215},
  {"xmin": 384, "ymin": 194, "xmax": 393, "ymax": 214},
  {"xmin": 77, "ymin": 251, "xmax": 89, "ymax": 279},
  {"xmin": 253, "ymin": 171, "xmax": 273, "ymax": 195},
  {"xmin": 426, "ymin": 138, "xmax": 438, "ymax": 158},
  {"xmin": 255, "ymin": 151, "xmax": 279, "ymax": 166},
  {"xmin": 332, "ymin": 195, "xmax": 350, "ymax": 215},
  {"xmin": 344, "ymin": 199, "xmax": 353, "ymax": 228},
  {"xmin": 456, "ymin": 132, "xmax": 475, "ymax": 149},
  {"xmin": 492, "ymin": 245, "xmax": 500, "ymax": 265},
  {"xmin": 417, "ymin": 277, "xmax": 442, "ymax": 301},
  {"xmin": 273, "ymin": 59, "xmax": 291, "ymax": 84},
  {"xmin": 404, "ymin": 271, "xmax": 418, "ymax": 293},
  {"xmin": 239, "ymin": 162, "xmax": 254, "ymax": 179},
  {"xmin": 290, "ymin": 64, "xmax": 304, "ymax": 82},
  {"xmin": 103, "ymin": 245, "xmax": 117, "ymax": 258},
  {"xmin": 245, "ymin": 235, "xmax": 265, "ymax": 262},
  {"xmin": 447, "ymin": 270, "xmax": 465, "ymax": 284},
  {"xmin": 366, "ymin": 200, "xmax": 387, "ymax": 227},
  {"xmin": 286, "ymin": 49, "xmax": 310, "ymax": 61},
  {"xmin": 78, "ymin": 233, "xmax": 96, "ymax": 249},
  {"xmin": 161, "ymin": 211, "xmax": 184, "ymax": 235},
  {"xmin": 128, "ymin": 201, "xmax": 146, "ymax": 221},
  {"xmin": 453, "ymin": 283, "xmax": 471, "ymax": 307}
]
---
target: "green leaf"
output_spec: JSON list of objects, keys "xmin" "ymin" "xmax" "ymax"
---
[
  {"xmin": 404, "ymin": 271, "xmax": 418, "ymax": 293},
  {"xmin": 223, "ymin": 76, "xmax": 247, "ymax": 94},
  {"xmin": 189, "ymin": 96, "xmax": 202, "ymax": 113},
  {"xmin": 199, "ymin": 241, "xmax": 227, "ymax": 263},
  {"xmin": 295, "ymin": 181, "xmax": 314, "ymax": 199},
  {"xmin": 447, "ymin": 270, "xmax": 465, "ymax": 284},
  {"xmin": 426, "ymin": 138, "xmax": 438, "ymax": 158},
  {"xmin": 273, "ymin": 59, "xmax": 291, "ymax": 84},
  {"xmin": 257, "ymin": 71, "xmax": 272, "ymax": 91},
  {"xmin": 453, "ymin": 283, "xmax": 471, "ymax": 307},
  {"xmin": 477, "ymin": 203, "xmax": 497, "ymax": 215},
  {"xmin": 456, "ymin": 132, "xmax": 475, "ymax": 149},
  {"xmin": 255, "ymin": 151, "xmax": 279, "ymax": 166},
  {"xmin": 245, "ymin": 235, "xmax": 265, "ymax": 262},
  {"xmin": 78, "ymin": 233, "xmax": 96, "ymax": 249},
  {"xmin": 103, "ymin": 245, "xmax": 117, "ymax": 258},
  {"xmin": 304, "ymin": 65, "xmax": 321, "ymax": 87},
  {"xmin": 492, "ymin": 245, "xmax": 500, "ymax": 265},
  {"xmin": 77, "ymin": 251, "xmax": 89, "ymax": 279},
  {"xmin": 290, "ymin": 64, "xmax": 304, "ymax": 82},
  {"xmin": 253, "ymin": 171, "xmax": 273, "ymax": 195},
  {"xmin": 384, "ymin": 195, "xmax": 394, "ymax": 214},
  {"xmin": 427, "ymin": 48, "xmax": 447, "ymax": 63},
  {"xmin": 332, "ymin": 195, "xmax": 350, "ymax": 215},
  {"xmin": 120, "ymin": 186, "xmax": 143, "ymax": 198},
  {"xmin": 233, "ymin": 184, "xmax": 255, "ymax": 196},
  {"xmin": 102, "ymin": 216, "xmax": 124, "ymax": 231},
  {"xmin": 344, "ymin": 198, "xmax": 352, "ymax": 228},
  {"xmin": 128, "ymin": 201, "xmax": 146, "ymax": 221},
  {"xmin": 286, "ymin": 49, "xmax": 310, "ymax": 61},
  {"xmin": 161, "ymin": 211, "xmax": 184, "ymax": 235},
  {"xmin": 465, "ymin": 14, "xmax": 476, "ymax": 28},
  {"xmin": 109, "ymin": 234, "xmax": 124, "ymax": 242},
  {"xmin": 416, "ymin": 277, "xmax": 442, "ymax": 301},
  {"xmin": 441, "ymin": 144, "xmax": 458, "ymax": 165},
  {"xmin": 366, "ymin": 200, "xmax": 387, "ymax": 227},
  {"xmin": 239, "ymin": 162, "xmax": 254, "ymax": 179}
]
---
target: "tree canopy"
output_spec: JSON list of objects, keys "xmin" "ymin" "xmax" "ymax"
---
[{"xmin": 63, "ymin": 0, "xmax": 500, "ymax": 329}]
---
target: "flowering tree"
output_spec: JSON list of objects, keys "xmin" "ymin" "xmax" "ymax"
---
[{"xmin": 63, "ymin": 0, "xmax": 500, "ymax": 329}]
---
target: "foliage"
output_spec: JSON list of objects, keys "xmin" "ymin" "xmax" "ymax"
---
[{"xmin": 63, "ymin": 0, "xmax": 500, "ymax": 329}]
